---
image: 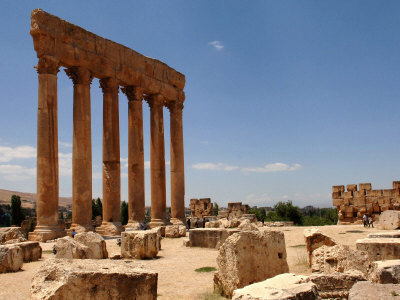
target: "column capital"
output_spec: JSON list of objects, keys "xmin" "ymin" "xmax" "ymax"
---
[
  {"xmin": 36, "ymin": 55, "xmax": 60, "ymax": 75},
  {"xmin": 121, "ymin": 86, "xmax": 143, "ymax": 102},
  {"xmin": 146, "ymin": 94, "xmax": 165, "ymax": 109},
  {"xmin": 166, "ymin": 99, "xmax": 184, "ymax": 113},
  {"xmin": 65, "ymin": 66, "xmax": 93, "ymax": 85},
  {"xmin": 99, "ymin": 78, "xmax": 119, "ymax": 94}
]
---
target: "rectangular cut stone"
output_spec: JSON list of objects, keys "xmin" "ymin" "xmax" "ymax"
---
[
  {"xmin": 333, "ymin": 185, "xmax": 345, "ymax": 193},
  {"xmin": 394, "ymin": 181, "xmax": 400, "ymax": 189},
  {"xmin": 359, "ymin": 183, "xmax": 372, "ymax": 191},
  {"xmin": 14, "ymin": 241, "xmax": 42, "ymax": 262},
  {"xmin": 353, "ymin": 197, "xmax": 366, "ymax": 207},
  {"xmin": 353, "ymin": 191, "xmax": 365, "ymax": 198},
  {"xmin": 384, "ymin": 189, "xmax": 395, "ymax": 197},
  {"xmin": 189, "ymin": 228, "xmax": 239, "ymax": 249},
  {"xmin": 343, "ymin": 191, "xmax": 353, "ymax": 198},
  {"xmin": 121, "ymin": 230, "xmax": 159, "ymax": 259},
  {"xmin": 367, "ymin": 189, "xmax": 383, "ymax": 196},
  {"xmin": 333, "ymin": 199, "xmax": 343, "ymax": 207},
  {"xmin": 347, "ymin": 184, "xmax": 358, "ymax": 192},
  {"xmin": 356, "ymin": 238, "xmax": 400, "ymax": 261},
  {"xmin": 332, "ymin": 192, "xmax": 342, "ymax": 199}
]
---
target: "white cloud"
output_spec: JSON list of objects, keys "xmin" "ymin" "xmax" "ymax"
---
[
  {"xmin": 0, "ymin": 146, "xmax": 36, "ymax": 162},
  {"xmin": 192, "ymin": 162, "xmax": 239, "ymax": 171},
  {"xmin": 59, "ymin": 153, "xmax": 72, "ymax": 176},
  {"xmin": 59, "ymin": 142, "xmax": 72, "ymax": 148},
  {"xmin": 208, "ymin": 40, "xmax": 224, "ymax": 51},
  {"xmin": 0, "ymin": 164, "xmax": 36, "ymax": 181},
  {"xmin": 242, "ymin": 163, "xmax": 302, "ymax": 173}
]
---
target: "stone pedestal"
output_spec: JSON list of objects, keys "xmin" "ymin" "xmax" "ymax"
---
[
  {"xmin": 148, "ymin": 94, "xmax": 167, "ymax": 228},
  {"xmin": 30, "ymin": 55, "xmax": 65, "ymax": 242},
  {"xmin": 122, "ymin": 86, "xmax": 145, "ymax": 226},
  {"xmin": 169, "ymin": 100, "xmax": 185, "ymax": 225},
  {"xmin": 97, "ymin": 78, "xmax": 121, "ymax": 236},
  {"xmin": 65, "ymin": 66, "xmax": 94, "ymax": 233}
]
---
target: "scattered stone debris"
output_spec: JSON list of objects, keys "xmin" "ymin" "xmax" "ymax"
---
[
  {"xmin": 54, "ymin": 232, "xmax": 108, "ymax": 259},
  {"xmin": 0, "ymin": 227, "xmax": 26, "ymax": 244},
  {"xmin": 369, "ymin": 260, "xmax": 400, "ymax": 284},
  {"xmin": 121, "ymin": 230, "xmax": 159, "ymax": 259},
  {"xmin": 356, "ymin": 237, "xmax": 400, "ymax": 261},
  {"xmin": 0, "ymin": 244, "xmax": 23, "ymax": 273},
  {"xmin": 348, "ymin": 281, "xmax": 400, "ymax": 300},
  {"xmin": 304, "ymin": 228, "xmax": 336, "ymax": 266},
  {"xmin": 379, "ymin": 210, "xmax": 400, "ymax": 230},
  {"xmin": 189, "ymin": 228, "xmax": 239, "ymax": 249}
]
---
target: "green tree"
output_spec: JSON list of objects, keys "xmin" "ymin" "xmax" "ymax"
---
[
  {"xmin": 92, "ymin": 198, "xmax": 103, "ymax": 220},
  {"xmin": 11, "ymin": 195, "xmax": 24, "ymax": 226},
  {"xmin": 213, "ymin": 202, "xmax": 219, "ymax": 216},
  {"xmin": 267, "ymin": 201, "xmax": 303, "ymax": 225},
  {"xmin": 249, "ymin": 207, "xmax": 267, "ymax": 221},
  {"xmin": 120, "ymin": 201, "xmax": 128, "ymax": 225}
]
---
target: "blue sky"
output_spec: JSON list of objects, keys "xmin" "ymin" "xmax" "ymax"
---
[{"xmin": 1, "ymin": 1, "xmax": 400, "ymax": 208}]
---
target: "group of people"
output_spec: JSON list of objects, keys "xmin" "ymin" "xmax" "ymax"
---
[
  {"xmin": 186, "ymin": 218, "xmax": 207, "ymax": 229},
  {"xmin": 362, "ymin": 214, "xmax": 374, "ymax": 228}
]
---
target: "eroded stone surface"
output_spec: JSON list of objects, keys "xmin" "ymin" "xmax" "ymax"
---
[
  {"xmin": 165, "ymin": 225, "xmax": 186, "ymax": 238},
  {"xmin": 356, "ymin": 238, "xmax": 400, "ymax": 261},
  {"xmin": 304, "ymin": 228, "xmax": 336, "ymax": 266},
  {"xmin": 55, "ymin": 236, "xmax": 89, "ymax": 259},
  {"xmin": 189, "ymin": 228, "xmax": 239, "ymax": 249},
  {"xmin": 74, "ymin": 232, "xmax": 108, "ymax": 259},
  {"xmin": 0, "ymin": 227, "xmax": 26, "ymax": 244},
  {"xmin": 121, "ymin": 230, "xmax": 159, "ymax": 259},
  {"xmin": 214, "ymin": 230, "xmax": 289, "ymax": 298},
  {"xmin": 14, "ymin": 241, "xmax": 42, "ymax": 262},
  {"xmin": 232, "ymin": 273, "xmax": 318, "ymax": 300},
  {"xmin": 311, "ymin": 245, "xmax": 370, "ymax": 276},
  {"xmin": 238, "ymin": 219, "xmax": 259, "ymax": 231},
  {"xmin": 348, "ymin": 281, "xmax": 400, "ymax": 300},
  {"xmin": 30, "ymin": 258, "xmax": 158, "ymax": 300},
  {"xmin": 0, "ymin": 245, "xmax": 23, "ymax": 273},
  {"xmin": 369, "ymin": 260, "xmax": 400, "ymax": 283},
  {"xmin": 379, "ymin": 210, "xmax": 400, "ymax": 230}
]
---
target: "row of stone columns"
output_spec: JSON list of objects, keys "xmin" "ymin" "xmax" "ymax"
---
[{"xmin": 30, "ymin": 56, "xmax": 185, "ymax": 241}]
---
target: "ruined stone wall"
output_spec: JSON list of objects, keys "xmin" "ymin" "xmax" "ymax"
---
[
  {"xmin": 190, "ymin": 198, "xmax": 213, "ymax": 219},
  {"xmin": 228, "ymin": 202, "xmax": 249, "ymax": 219},
  {"xmin": 332, "ymin": 181, "xmax": 400, "ymax": 224}
]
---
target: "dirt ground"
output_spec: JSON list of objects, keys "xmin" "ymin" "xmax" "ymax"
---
[{"xmin": 0, "ymin": 224, "xmax": 383, "ymax": 300}]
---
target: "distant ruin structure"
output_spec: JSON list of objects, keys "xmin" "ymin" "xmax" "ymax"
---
[
  {"xmin": 332, "ymin": 181, "xmax": 400, "ymax": 224},
  {"xmin": 190, "ymin": 198, "xmax": 213, "ymax": 219},
  {"xmin": 227, "ymin": 202, "xmax": 249, "ymax": 219},
  {"xmin": 29, "ymin": 9, "xmax": 186, "ymax": 241}
]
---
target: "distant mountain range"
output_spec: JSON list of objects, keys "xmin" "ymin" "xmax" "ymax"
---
[{"xmin": 0, "ymin": 189, "xmax": 72, "ymax": 209}]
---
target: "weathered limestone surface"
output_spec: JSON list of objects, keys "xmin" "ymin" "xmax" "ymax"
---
[
  {"xmin": 165, "ymin": 225, "xmax": 186, "ymax": 238},
  {"xmin": 0, "ymin": 227, "xmax": 26, "ymax": 244},
  {"xmin": 304, "ymin": 228, "xmax": 336, "ymax": 266},
  {"xmin": 121, "ymin": 230, "xmax": 159, "ymax": 259},
  {"xmin": 311, "ymin": 245, "xmax": 370, "ymax": 276},
  {"xmin": 14, "ymin": 241, "xmax": 42, "ymax": 262},
  {"xmin": 332, "ymin": 182, "xmax": 400, "ymax": 224},
  {"xmin": 214, "ymin": 230, "xmax": 289, "ymax": 298},
  {"xmin": 55, "ymin": 237, "xmax": 89, "ymax": 259},
  {"xmin": 307, "ymin": 270, "xmax": 366, "ymax": 299},
  {"xmin": 0, "ymin": 245, "xmax": 23, "ymax": 273},
  {"xmin": 228, "ymin": 202, "xmax": 249, "ymax": 219},
  {"xmin": 74, "ymin": 232, "xmax": 108, "ymax": 259},
  {"xmin": 368, "ymin": 232, "xmax": 400, "ymax": 238},
  {"xmin": 348, "ymin": 281, "xmax": 400, "ymax": 300},
  {"xmin": 238, "ymin": 219, "xmax": 259, "ymax": 231},
  {"xmin": 190, "ymin": 198, "xmax": 213, "ymax": 219},
  {"xmin": 232, "ymin": 273, "xmax": 318, "ymax": 300},
  {"xmin": 189, "ymin": 228, "xmax": 240, "ymax": 249},
  {"xmin": 369, "ymin": 260, "xmax": 400, "ymax": 284},
  {"xmin": 31, "ymin": 9, "xmax": 185, "ymax": 101},
  {"xmin": 30, "ymin": 258, "xmax": 158, "ymax": 300},
  {"xmin": 379, "ymin": 210, "xmax": 400, "ymax": 230},
  {"xmin": 356, "ymin": 238, "xmax": 400, "ymax": 261}
]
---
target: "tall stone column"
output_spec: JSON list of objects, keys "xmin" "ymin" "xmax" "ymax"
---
[
  {"xmin": 97, "ymin": 78, "xmax": 122, "ymax": 236},
  {"xmin": 29, "ymin": 55, "xmax": 65, "ymax": 242},
  {"xmin": 65, "ymin": 67, "xmax": 93, "ymax": 233},
  {"xmin": 168, "ymin": 100, "xmax": 185, "ymax": 224},
  {"xmin": 122, "ymin": 86, "xmax": 145, "ymax": 229},
  {"xmin": 148, "ymin": 94, "xmax": 167, "ymax": 228}
]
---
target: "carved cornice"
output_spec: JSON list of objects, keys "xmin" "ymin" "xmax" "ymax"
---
[
  {"xmin": 99, "ymin": 78, "xmax": 119, "ymax": 94},
  {"xmin": 64, "ymin": 67, "xmax": 93, "ymax": 85},
  {"xmin": 36, "ymin": 55, "xmax": 59, "ymax": 75},
  {"xmin": 121, "ymin": 86, "xmax": 143, "ymax": 102},
  {"xmin": 166, "ymin": 100, "xmax": 184, "ymax": 113},
  {"xmin": 145, "ymin": 94, "xmax": 165, "ymax": 110}
]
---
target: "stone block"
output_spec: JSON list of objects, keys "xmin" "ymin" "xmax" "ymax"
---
[
  {"xmin": 332, "ymin": 192, "xmax": 342, "ymax": 199},
  {"xmin": 55, "ymin": 237, "xmax": 90, "ymax": 259},
  {"xmin": 359, "ymin": 183, "xmax": 372, "ymax": 191},
  {"xmin": 353, "ymin": 190, "xmax": 365, "ymax": 198},
  {"xmin": 232, "ymin": 273, "xmax": 318, "ymax": 300},
  {"xmin": 214, "ymin": 230, "xmax": 289, "ymax": 298},
  {"xmin": 348, "ymin": 281, "xmax": 400, "ymax": 300},
  {"xmin": 353, "ymin": 197, "xmax": 366, "ymax": 207},
  {"xmin": 74, "ymin": 232, "xmax": 108, "ymax": 259},
  {"xmin": 332, "ymin": 198, "xmax": 343, "ymax": 207},
  {"xmin": 0, "ymin": 245, "xmax": 23, "ymax": 273},
  {"xmin": 368, "ymin": 232, "xmax": 400, "ymax": 238},
  {"xmin": 238, "ymin": 219, "xmax": 259, "ymax": 231},
  {"xmin": 14, "ymin": 241, "xmax": 42, "ymax": 262},
  {"xmin": 356, "ymin": 238, "xmax": 400, "ymax": 261},
  {"xmin": 304, "ymin": 228, "xmax": 336, "ymax": 266},
  {"xmin": 189, "ymin": 228, "xmax": 239, "ymax": 249},
  {"xmin": 347, "ymin": 184, "xmax": 358, "ymax": 192},
  {"xmin": 121, "ymin": 230, "xmax": 158, "ymax": 259},
  {"xmin": 0, "ymin": 227, "xmax": 26, "ymax": 244},
  {"xmin": 384, "ymin": 189, "xmax": 395, "ymax": 197},
  {"xmin": 394, "ymin": 181, "xmax": 400, "ymax": 189},
  {"xmin": 165, "ymin": 225, "xmax": 186, "ymax": 238},
  {"xmin": 379, "ymin": 210, "xmax": 400, "ymax": 230},
  {"xmin": 369, "ymin": 260, "xmax": 400, "ymax": 284},
  {"xmin": 307, "ymin": 270, "xmax": 366, "ymax": 300},
  {"xmin": 332, "ymin": 185, "xmax": 345, "ymax": 193},
  {"xmin": 343, "ymin": 191, "xmax": 353, "ymax": 198},
  {"xmin": 311, "ymin": 245, "xmax": 370, "ymax": 276},
  {"xmin": 30, "ymin": 258, "xmax": 157, "ymax": 300}
]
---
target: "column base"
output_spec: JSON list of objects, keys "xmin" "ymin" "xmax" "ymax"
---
[
  {"xmin": 67, "ymin": 224, "xmax": 94, "ymax": 236},
  {"xmin": 125, "ymin": 220, "xmax": 141, "ymax": 231},
  {"xmin": 96, "ymin": 222, "xmax": 123, "ymax": 236},
  {"xmin": 28, "ymin": 225, "xmax": 66, "ymax": 242},
  {"xmin": 170, "ymin": 217, "xmax": 185, "ymax": 225},
  {"xmin": 149, "ymin": 219, "xmax": 166, "ymax": 228}
]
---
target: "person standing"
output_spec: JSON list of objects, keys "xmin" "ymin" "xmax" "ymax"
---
[
  {"xmin": 362, "ymin": 214, "xmax": 367, "ymax": 227},
  {"xmin": 368, "ymin": 216, "xmax": 374, "ymax": 228},
  {"xmin": 71, "ymin": 229, "xmax": 77, "ymax": 238},
  {"xmin": 186, "ymin": 218, "xmax": 191, "ymax": 230}
]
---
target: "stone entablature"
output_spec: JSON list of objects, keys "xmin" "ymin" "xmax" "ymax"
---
[
  {"xmin": 190, "ymin": 198, "xmax": 213, "ymax": 219},
  {"xmin": 332, "ymin": 181, "xmax": 400, "ymax": 224}
]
